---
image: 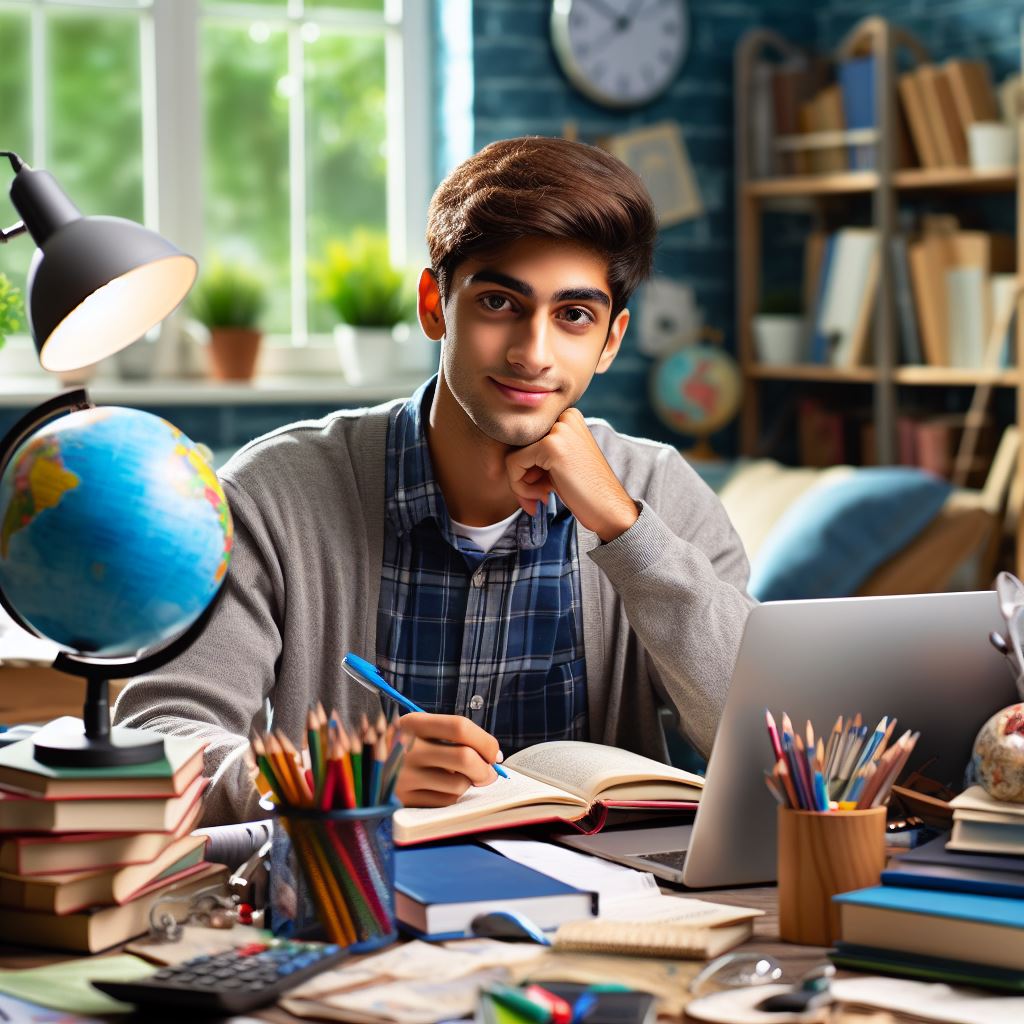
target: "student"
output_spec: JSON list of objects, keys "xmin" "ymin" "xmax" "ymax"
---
[{"xmin": 115, "ymin": 136, "xmax": 755, "ymax": 824}]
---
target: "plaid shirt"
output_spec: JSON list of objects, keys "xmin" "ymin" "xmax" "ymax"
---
[{"xmin": 377, "ymin": 378, "xmax": 587, "ymax": 754}]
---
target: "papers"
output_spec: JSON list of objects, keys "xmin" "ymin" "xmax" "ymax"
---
[
  {"xmin": 0, "ymin": 954, "xmax": 154, "ymax": 1016},
  {"xmin": 832, "ymin": 976, "xmax": 1024, "ymax": 1024},
  {"xmin": 281, "ymin": 938, "xmax": 545, "ymax": 1024},
  {"xmin": 126, "ymin": 925, "xmax": 273, "ymax": 966}
]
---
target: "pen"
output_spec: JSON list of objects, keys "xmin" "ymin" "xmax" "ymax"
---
[{"xmin": 342, "ymin": 653, "xmax": 509, "ymax": 779}]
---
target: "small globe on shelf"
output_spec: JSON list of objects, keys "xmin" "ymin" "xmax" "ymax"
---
[
  {"xmin": 971, "ymin": 703, "xmax": 1024, "ymax": 803},
  {"xmin": 649, "ymin": 327, "xmax": 742, "ymax": 460},
  {"xmin": 0, "ymin": 393, "xmax": 233, "ymax": 765}
]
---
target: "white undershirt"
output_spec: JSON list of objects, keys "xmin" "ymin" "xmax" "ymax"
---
[{"xmin": 449, "ymin": 508, "xmax": 521, "ymax": 554}]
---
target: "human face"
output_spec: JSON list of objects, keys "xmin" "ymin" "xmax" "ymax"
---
[{"xmin": 421, "ymin": 236, "xmax": 629, "ymax": 449}]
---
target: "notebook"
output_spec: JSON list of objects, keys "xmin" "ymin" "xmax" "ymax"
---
[
  {"xmin": 392, "ymin": 741, "xmax": 701, "ymax": 845},
  {"xmin": 393, "ymin": 842, "xmax": 596, "ymax": 940}
]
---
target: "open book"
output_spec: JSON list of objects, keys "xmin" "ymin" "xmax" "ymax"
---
[{"xmin": 393, "ymin": 741, "xmax": 702, "ymax": 845}]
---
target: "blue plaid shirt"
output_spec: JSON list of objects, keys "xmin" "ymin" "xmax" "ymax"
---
[{"xmin": 377, "ymin": 378, "xmax": 588, "ymax": 754}]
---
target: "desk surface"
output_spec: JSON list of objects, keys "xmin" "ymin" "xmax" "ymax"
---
[{"xmin": 0, "ymin": 886, "xmax": 846, "ymax": 1024}]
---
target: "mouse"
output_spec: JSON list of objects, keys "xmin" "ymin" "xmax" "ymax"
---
[{"xmin": 469, "ymin": 910, "xmax": 552, "ymax": 945}]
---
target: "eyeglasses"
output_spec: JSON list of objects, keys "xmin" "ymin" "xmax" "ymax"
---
[
  {"xmin": 992, "ymin": 572, "xmax": 1024, "ymax": 701},
  {"xmin": 689, "ymin": 952, "xmax": 835, "ymax": 1012}
]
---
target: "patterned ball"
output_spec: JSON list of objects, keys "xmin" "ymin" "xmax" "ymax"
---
[{"xmin": 972, "ymin": 703, "xmax": 1024, "ymax": 803}]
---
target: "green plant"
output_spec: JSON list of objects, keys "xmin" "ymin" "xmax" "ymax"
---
[
  {"xmin": 311, "ymin": 230, "xmax": 413, "ymax": 328},
  {"xmin": 190, "ymin": 258, "xmax": 268, "ymax": 330},
  {"xmin": 0, "ymin": 274, "xmax": 24, "ymax": 347},
  {"xmin": 759, "ymin": 289, "xmax": 802, "ymax": 316}
]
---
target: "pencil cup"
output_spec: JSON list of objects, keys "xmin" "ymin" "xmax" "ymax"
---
[
  {"xmin": 270, "ymin": 802, "xmax": 398, "ymax": 953},
  {"xmin": 776, "ymin": 805, "xmax": 885, "ymax": 947}
]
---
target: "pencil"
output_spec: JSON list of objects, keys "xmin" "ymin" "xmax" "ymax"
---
[
  {"xmin": 775, "ymin": 758, "xmax": 799, "ymax": 809},
  {"xmin": 765, "ymin": 709, "xmax": 783, "ymax": 762}
]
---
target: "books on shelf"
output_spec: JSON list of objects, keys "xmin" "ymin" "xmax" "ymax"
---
[
  {"xmin": 0, "ymin": 863, "xmax": 227, "ymax": 953},
  {"xmin": 391, "ymin": 741, "xmax": 702, "ymax": 846},
  {"xmin": 394, "ymin": 842, "xmax": 596, "ymax": 941},
  {"xmin": 809, "ymin": 229, "xmax": 879, "ymax": 366},
  {"xmin": 837, "ymin": 56, "xmax": 876, "ymax": 171}
]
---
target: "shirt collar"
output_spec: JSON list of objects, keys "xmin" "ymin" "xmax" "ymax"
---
[{"xmin": 385, "ymin": 375, "xmax": 567, "ymax": 551}]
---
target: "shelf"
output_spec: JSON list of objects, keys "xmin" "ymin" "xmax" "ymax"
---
[
  {"xmin": 744, "ymin": 173, "xmax": 878, "ymax": 198},
  {"xmin": 892, "ymin": 167, "xmax": 1018, "ymax": 192},
  {"xmin": 893, "ymin": 366, "xmax": 1020, "ymax": 387},
  {"xmin": 746, "ymin": 364, "xmax": 879, "ymax": 383}
]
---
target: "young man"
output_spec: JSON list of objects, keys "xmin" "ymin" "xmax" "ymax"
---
[{"xmin": 115, "ymin": 136, "xmax": 755, "ymax": 825}]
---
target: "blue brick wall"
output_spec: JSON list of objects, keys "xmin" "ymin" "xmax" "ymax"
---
[{"xmin": 466, "ymin": 0, "xmax": 817, "ymax": 447}]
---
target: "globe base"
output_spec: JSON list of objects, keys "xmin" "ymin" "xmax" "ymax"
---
[{"xmin": 33, "ymin": 719, "xmax": 166, "ymax": 768}]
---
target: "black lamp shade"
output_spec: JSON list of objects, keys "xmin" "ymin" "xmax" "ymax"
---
[
  {"xmin": 28, "ymin": 217, "xmax": 197, "ymax": 372},
  {"xmin": 8, "ymin": 161, "xmax": 196, "ymax": 373}
]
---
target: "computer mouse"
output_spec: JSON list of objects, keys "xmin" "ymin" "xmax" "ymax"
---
[{"xmin": 469, "ymin": 910, "xmax": 551, "ymax": 945}]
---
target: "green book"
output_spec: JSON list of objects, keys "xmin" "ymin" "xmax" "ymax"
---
[{"xmin": 0, "ymin": 717, "xmax": 205, "ymax": 798}]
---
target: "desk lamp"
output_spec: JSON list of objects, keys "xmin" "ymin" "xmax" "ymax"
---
[{"xmin": 0, "ymin": 150, "xmax": 229, "ymax": 767}]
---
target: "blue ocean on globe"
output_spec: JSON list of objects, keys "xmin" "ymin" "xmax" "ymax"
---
[{"xmin": 0, "ymin": 406, "xmax": 233, "ymax": 657}]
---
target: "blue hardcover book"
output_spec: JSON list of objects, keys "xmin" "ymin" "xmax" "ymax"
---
[
  {"xmin": 834, "ymin": 885, "xmax": 1024, "ymax": 971},
  {"xmin": 394, "ymin": 842, "xmax": 596, "ymax": 941},
  {"xmin": 808, "ymin": 234, "xmax": 836, "ymax": 364},
  {"xmin": 838, "ymin": 57, "xmax": 876, "ymax": 170}
]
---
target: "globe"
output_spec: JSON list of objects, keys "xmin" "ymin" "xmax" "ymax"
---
[
  {"xmin": 0, "ymin": 405, "xmax": 233, "ymax": 658},
  {"xmin": 650, "ymin": 344, "xmax": 742, "ymax": 438},
  {"xmin": 971, "ymin": 703, "xmax": 1024, "ymax": 803}
]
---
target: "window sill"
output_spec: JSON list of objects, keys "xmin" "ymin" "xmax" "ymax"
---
[{"xmin": 0, "ymin": 375, "xmax": 427, "ymax": 408}]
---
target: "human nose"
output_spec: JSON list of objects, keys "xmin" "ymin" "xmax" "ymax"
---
[{"xmin": 506, "ymin": 311, "xmax": 553, "ymax": 376}]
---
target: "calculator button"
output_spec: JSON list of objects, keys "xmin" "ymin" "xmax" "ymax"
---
[{"xmin": 153, "ymin": 970, "xmax": 175, "ymax": 980}]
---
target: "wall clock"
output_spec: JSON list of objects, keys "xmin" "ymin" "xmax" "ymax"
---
[{"xmin": 550, "ymin": 0, "xmax": 689, "ymax": 110}]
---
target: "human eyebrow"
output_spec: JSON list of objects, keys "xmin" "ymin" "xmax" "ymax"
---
[
  {"xmin": 467, "ymin": 270, "xmax": 534, "ymax": 298},
  {"xmin": 551, "ymin": 286, "xmax": 610, "ymax": 308}
]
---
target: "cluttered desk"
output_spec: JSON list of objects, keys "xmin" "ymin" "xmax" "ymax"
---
[{"xmin": 3, "ymin": 588, "xmax": 1024, "ymax": 1022}]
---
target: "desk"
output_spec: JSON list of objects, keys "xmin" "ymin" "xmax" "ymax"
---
[{"xmin": 0, "ymin": 886, "xmax": 903, "ymax": 1024}]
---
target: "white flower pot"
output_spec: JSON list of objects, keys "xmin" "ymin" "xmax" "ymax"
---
[
  {"xmin": 752, "ymin": 314, "xmax": 806, "ymax": 365},
  {"xmin": 334, "ymin": 323, "xmax": 410, "ymax": 384}
]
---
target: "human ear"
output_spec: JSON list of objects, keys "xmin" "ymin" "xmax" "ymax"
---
[
  {"xmin": 596, "ymin": 308, "xmax": 630, "ymax": 374},
  {"xmin": 417, "ymin": 268, "xmax": 446, "ymax": 342}
]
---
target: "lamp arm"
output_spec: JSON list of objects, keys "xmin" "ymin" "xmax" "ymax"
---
[{"xmin": 0, "ymin": 221, "xmax": 27, "ymax": 244}]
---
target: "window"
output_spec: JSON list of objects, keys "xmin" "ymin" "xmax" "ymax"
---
[{"xmin": 0, "ymin": 0, "xmax": 430, "ymax": 349}]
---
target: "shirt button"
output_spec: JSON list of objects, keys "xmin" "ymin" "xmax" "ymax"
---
[
  {"xmin": 472, "ymin": 570, "xmax": 485, "ymax": 588},
  {"xmin": 469, "ymin": 695, "xmax": 484, "ymax": 710}
]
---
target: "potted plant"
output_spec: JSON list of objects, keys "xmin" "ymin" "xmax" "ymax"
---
[
  {"xmin": 0, "ymin": 273, "xmax": 23, "ymax": 349},
  {"xmin": 310, "ymin": 231, "xmax": 417, "ymax": 384},
  {"xmin": 753, "ymin": 289, "xmax": 806, "ymax": 366},
  {"xmin": 189, "ymin": 258, "xmax": 268, "ymax": 381}
]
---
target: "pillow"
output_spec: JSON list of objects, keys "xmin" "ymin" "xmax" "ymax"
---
[
  {"xmin": 747, "ymin": 467, "xmax": 953, "ymax": 602},
  {"xmin": 719, "ymin": 460, "xmax": 854, "ymax": 560}
]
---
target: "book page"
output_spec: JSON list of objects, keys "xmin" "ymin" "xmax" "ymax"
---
[
  {"xmin": 504, "ymin": 741, "xmax": 703, "ymax": 803},
  {"xmin": 392, "ymin": 768, "xmax": 586, "ymax": 844}
]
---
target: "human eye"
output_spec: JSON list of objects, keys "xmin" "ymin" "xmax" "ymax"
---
[
  {"xmin": 556, "ymin": 306, "xmax": 596, "ymax": 327},
  {"xmin": 479, "ymin": 293, "xmax": 516, "ymax": 313}
]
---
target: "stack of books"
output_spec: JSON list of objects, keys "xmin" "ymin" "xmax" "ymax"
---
[
  {"xmin": 831, "ymin": 802, "xmax": 1024, "ymax": 991},
  {"xmin": 0, "ymin": 717, "xmax": 222, "ymax": 953}
]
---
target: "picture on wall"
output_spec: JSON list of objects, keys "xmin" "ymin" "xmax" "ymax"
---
[{"xmin": 605, "ymin": 121, "xmax": 704, "ymax": 226}]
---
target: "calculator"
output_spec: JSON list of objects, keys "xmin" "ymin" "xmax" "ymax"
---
[{"xmin": 91, "ymin": 939, "xmax": 348, "ymax": 1014}]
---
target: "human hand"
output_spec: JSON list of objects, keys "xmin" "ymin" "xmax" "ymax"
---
[
  {"xmin": 505, "ymin": 407, "xmax": 639, "ymax": 543},
  {"xmin": 394, "ymin": 713, "xmax": 502, "ymax": 808}
]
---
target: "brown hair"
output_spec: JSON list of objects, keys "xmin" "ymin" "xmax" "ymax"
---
[{"xmin": 426, "ymin": 136, "xmax": 657, "ymax": 318}]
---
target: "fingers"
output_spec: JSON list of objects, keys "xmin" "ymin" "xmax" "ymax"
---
[{"xmin": 399, "ymin": 713, "xmax": 501, "ymax": 765}]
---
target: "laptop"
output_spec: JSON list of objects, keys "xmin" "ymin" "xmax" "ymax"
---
[{"xmin": 678, "ymin": 589, "xmax": 1018, "ymax": 888}]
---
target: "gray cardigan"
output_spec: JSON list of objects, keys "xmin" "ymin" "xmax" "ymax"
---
[{"xmin": 114, "ymin": 401, "xmax": 755, "ymax": 825}]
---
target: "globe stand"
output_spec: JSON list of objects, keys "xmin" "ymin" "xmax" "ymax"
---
[{"xmin": 0, "ymin": 389, "xmax": 231, "ymax": 768}]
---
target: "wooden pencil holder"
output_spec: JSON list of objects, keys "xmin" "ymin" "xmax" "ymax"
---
[
  {"xmin": 776, "ymin": 805, "xmax": 886, "ymax": 947},
  {"xmin": 270, "ymin": 802, "xmax": 398, "ymax": 953}
]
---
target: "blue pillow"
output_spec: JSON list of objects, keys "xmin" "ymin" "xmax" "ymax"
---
[{"xmin": 747, "ymin": 468, "xmax": 952, "ymax": 602}]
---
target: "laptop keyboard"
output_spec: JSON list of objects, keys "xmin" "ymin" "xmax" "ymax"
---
[{"xmin": 637, "ymin": 850, "xmax": 688, "ymax": 871}]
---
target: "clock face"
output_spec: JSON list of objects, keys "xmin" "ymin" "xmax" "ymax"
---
[{"xmin": 551, "ymin": 0, "xmax": 689, "ymax": 110}]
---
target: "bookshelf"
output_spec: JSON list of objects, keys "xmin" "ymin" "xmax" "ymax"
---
[{"xmin": 734, "ymin": 16, "xmax": 1024, "ymax": 575}]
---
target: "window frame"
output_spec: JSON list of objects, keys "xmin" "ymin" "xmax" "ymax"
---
[{"xmin": 2, "ymin": 0, "xmax": 432, "ymax": 355}]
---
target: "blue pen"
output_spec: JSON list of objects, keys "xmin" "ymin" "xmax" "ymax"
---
[{"xmin": 342, "ymin": 653, "xmax": 509, "ymax": 779}]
